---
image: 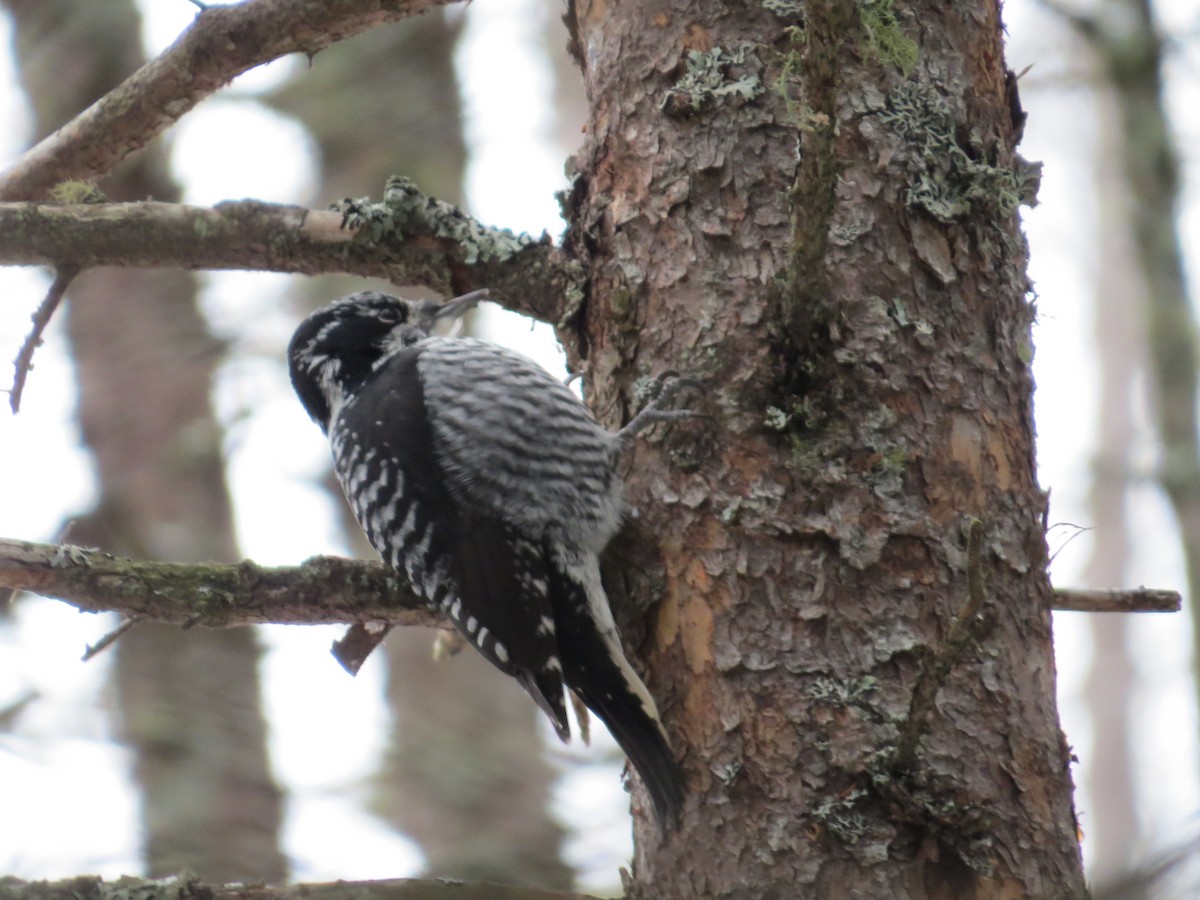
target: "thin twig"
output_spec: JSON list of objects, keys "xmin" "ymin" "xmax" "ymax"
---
[
  {"xmin": 81, "ymin": 616, "xmax": 141, "ymax": 662},
  {"xmin": 1051, "ymin": 588, "xmax": 1180, "ymax": 613},
  {"xmin": 9, "ymin": 265, "xmax": 80, "ymax": 413},
  {"xmin": 331, "ymin": 622, "xmax": 393, "ymax": 675},
  {"xmin": 1046, "ymin": 521, "xmax": 1091, "ymax": 564}
]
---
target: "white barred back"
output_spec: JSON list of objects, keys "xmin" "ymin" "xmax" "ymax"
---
[{"xmin": 416, "ymin": 338, "xmax": 624, "ymax": 553}]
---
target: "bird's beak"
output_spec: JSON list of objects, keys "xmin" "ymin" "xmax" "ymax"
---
[
  {"xmin": 415, "ymin": 289, "xmax": 488, "ymax": 335},
  {"xmin": 435, "ymin": 289, "xmax": 488, "ymax": 321}
]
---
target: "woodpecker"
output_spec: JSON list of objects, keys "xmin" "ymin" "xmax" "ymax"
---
[{"xmin": 288, "ymin": 289, "xmax": 689, "ymax": 828}]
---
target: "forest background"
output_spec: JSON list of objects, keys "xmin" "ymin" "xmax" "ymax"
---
[{"xmin": 0, "ymin": 0, "xmax": 1198, "ymax": 895}]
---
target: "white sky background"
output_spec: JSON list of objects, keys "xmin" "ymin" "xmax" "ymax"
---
[{"xmin": 0, "ymin": 0, "xmax": 1197, "ymax": 887}]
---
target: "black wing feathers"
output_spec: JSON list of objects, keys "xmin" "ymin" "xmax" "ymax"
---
[
  {"xmin": 340, "ymin": 349, "xmax": 448, "ymax": 582},
  {"xmin": 449, "ymin": 511, "xmax": 571, "ymax": 739},
  {"xmin": 343, "ymin": 344, "xmax": 681, "ymax": 827}
]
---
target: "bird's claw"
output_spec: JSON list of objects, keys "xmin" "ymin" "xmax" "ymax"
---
[{"xmin": 620, "ymin": 373, "xmax": 706, "ymax": 442}]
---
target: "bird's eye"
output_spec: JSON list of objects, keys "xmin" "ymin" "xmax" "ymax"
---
[{"xmin": 377, "ymin": 307, "xmax": 403, "ymax": 324}]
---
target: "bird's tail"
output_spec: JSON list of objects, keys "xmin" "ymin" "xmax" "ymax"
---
[
  {"xmin": 550, "ymin": 556, "xmax": 685, "ymax": 831},
  {"xmin": 568, "ymin": 653, "xmax": 685, "ymax": 831}
]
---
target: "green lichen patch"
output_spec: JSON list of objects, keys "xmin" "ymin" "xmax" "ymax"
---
[
  {"xmin": 48, "ymin": 180, "xmax": 106, "ymax": 204},
  {"xmin": 807, "ymin": 675, "xmax": 879, "ymax": 707},
  {"xmin": 878, "ymin": 82, "xmax": 1041, "ymax": 222},
  {"xmin": 858, "ymin": 0, "xmax": 918, "ymax": 76},
  {"xmin": 661, "ymin": 46, "xmax": 765, "ymax": 117},
  {"xmin": 812, "ymin": 788, "xmax": 870, "ymax": 844},
  {"xmin": 337, "ymin": 175, "xmax": 533, "ymax": 265},
  {"xmin": 764, "ymin": 405, "xmax": 793, "ymax": 432},
  {"xmin": 867, "ymin": 759, "xmax": 998, "ymax": 876}
]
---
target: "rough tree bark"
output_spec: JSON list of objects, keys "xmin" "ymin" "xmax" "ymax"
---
[{"xmin": 563, "ymin": 0, "xmax": 1085, "ymax": 895}]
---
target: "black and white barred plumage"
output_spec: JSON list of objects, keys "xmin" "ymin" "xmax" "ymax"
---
[{"xmin": 288, "ymin": 290, "xmax": 685, "ymax": 828}]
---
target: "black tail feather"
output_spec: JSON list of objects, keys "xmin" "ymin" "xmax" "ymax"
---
[
  {"xmin": 569, "ymin": 669, "xmax": 685, "ymax": 830},
  {"xmin": 549, "ymin": 574, "xmax": 685, "ymax": 830},
  {"xmin": 517, "ymin": 669, "xmax": 572, "ymax": 742}
]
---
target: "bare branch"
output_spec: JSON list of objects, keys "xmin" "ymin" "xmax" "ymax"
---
[
  {"xmin": 0, "ymin": 537, "xmax": 441, "ymax": 629},
  {"xmin": 8, "ymin": 264, "xmax": 79, "ymax": 413},
  {"xmin": 4, "ymin": 533, "xmax": 1179, "ymax": 634},
  {"xmin": 1051, "ymin": 587, "xmax": 1181, "ymax": 613},
  {"xmin": 0, "ymin": 198, "xmax": 577, "ymax": 323},
  {"xmin": 0, "ymin": 0, "xmax": 462, "ymax": 201}
]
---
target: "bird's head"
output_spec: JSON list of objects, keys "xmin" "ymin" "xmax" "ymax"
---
[{"xmin": 288, "ymin": 289, "xmax": 486, "ymax": 431}]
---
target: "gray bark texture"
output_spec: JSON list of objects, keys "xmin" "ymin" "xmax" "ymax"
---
[{"xmin": 561, "ymin": 1, "xmax": 1086, "ymax": 896}]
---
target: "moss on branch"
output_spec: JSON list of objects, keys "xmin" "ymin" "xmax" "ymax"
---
[{"xmin": 0, "ymin": 537, "xmax": 439, "ymax": 628}]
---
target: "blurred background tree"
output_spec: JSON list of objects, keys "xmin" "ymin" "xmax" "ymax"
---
[
  {"xmin": 3, "ymin": 0, "xmax": 285, "ymax": 882},
  {"xmin": 1035, "ymin": 0, "xmax": 1199, "ymax": 892}
]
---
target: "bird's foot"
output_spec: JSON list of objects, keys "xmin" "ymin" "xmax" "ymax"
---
[{"xmin": 618, "ymin": 372, "xmax": 706, "ymax": 443}]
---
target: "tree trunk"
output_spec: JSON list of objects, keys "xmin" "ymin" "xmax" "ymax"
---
[
  {"xmin": 566, "ymin": 1, "xmax": 1085, "ymax": 895},
  {"xmin": 0, "ymin": 0, "xmax": 1096, "ymax": 893}
]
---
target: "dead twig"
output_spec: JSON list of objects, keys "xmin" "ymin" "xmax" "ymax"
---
[
  {"xmin": 81, "ymin": 616, "xmax": 141, "ymax": 662},
  {"xmin": 1051, "ymin": 587, "xmax": 1180, "ymax": 613},
  {"xmin": 8, "ymin": 265, "xmax": 79, "ymax": 413}
]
